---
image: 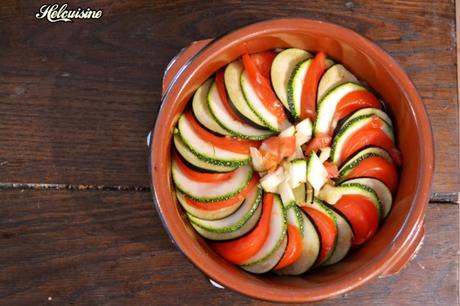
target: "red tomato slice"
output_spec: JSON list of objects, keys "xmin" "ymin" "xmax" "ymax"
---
[
  {"xmin": 184, "ymin": 111, "xmax": 260, "ymax": 154},
  {"xmin": 300, "ymin": 52, "xmax": 327, "ymax": 121},
  {"xmin": 339, "ymin": 117, "xmax": 394, "ymax": 164},
  {"xmin": 250, "ymin": 51, "xmax": 277, "ymax": 79},
  {"xmin": 183, "ymin": 174, "xmax": 259, "ymax": 210},
  {"xmin": 211, "ymin": 193, "xmax": 274, "ymax": 265},
  {"xmin": 174, "ymin": 152, "xmax": 235, "ymax": 183},
  {"xmin": 333, "ymin": 90, "xmax": 381, "ymax": 123},
  {"xmin": 242, "ymin": 53, "xmax": 287, "ymax": 124},
  {"xmin": 334, "ymin": 195, "xmax": 379, "ymax": 245},
  {"xmin": 259, "ymin": 135, "xmax": 280, "ymax": 154},
  {"xmin": 346, "ymin": 156, "xmax": 399, "ymax": 193},
  {"xmin": 215, "ymin": 70, "xmax": 244, "ymax": 122},
  {"xmin": 323, "ymin": 161, "xmax": 339, "ymax": 178},
  {"xmin": 273, "ymin": 224, "xmax": 304, "ymax": 270},
  {"xmin": 279, "ymin": 136, "xmax": 296, "ymax": 159},
  {"xmin": 259, "ymin": 135, "xmax": 296, "ymax": 168},
  {"xmin": 301, "ymin": 207, "xmax": 337, "ymax": 264},
  {"xmin": 304, "ymin": 133, "xmax": 332, "ymax": 155}
]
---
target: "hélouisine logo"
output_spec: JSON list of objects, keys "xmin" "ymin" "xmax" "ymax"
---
[{"xmin": 35, "ymin": 3, "xmax": 102, "ymax": 22}]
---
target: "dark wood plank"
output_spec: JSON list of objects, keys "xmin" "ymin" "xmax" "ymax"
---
[
  {"xmin": 0, "ymin": 0, "xmax": 457, "ymax": 193},
  {"xmin": 0, "ymin": 190, "xmax": 457, "ymax": 305}
]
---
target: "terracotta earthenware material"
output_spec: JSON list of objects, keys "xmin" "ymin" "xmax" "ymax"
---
[{"xmin": 149, "ymin": 19, "xmax": 434, "ymax": 303}]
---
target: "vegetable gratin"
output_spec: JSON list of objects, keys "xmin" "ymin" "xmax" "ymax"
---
[{"xmin": 171, "ymin": 48, "xmax": 401, "ymax": 275}]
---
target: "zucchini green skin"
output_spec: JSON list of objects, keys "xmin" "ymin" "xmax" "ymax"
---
[
  {"xmin": 176, "ymin": 191, "xmax": 243, "ymax": 220},
  {"xmin": 284, "ymin": 203, "xmax": 305, "ymax": 237},
  {"xmin": 287, "ymin": 59, "xmax": 312, "ymax": 120},
  {"xmin": 286, "ymin": 57, "xmax": 334, "ymax": 120},
  {"xmin": 338, "ymin": 153, "xmax": 380, "ymax": 178},
  {"xmin": 308, "ymin": 198, "xmax": 338, "ymax": 264},
  {"xmin": 345, "ymin": 107, "xmax": 393, "ymax": 128},
  {"xmin": 192, "ymin": 78, "xmax": 230, "ymax": 135},
  {"xmin": 276, "ymin": 207, "xmax": 321, "ymax": 275},
  {"xmin": 337, "ymin": 146, "xmax": 393, "ymax": 179},
  {"xmin": 188, "ymin": 188, "xmax": 262, "ymax": 233},
  {"xmin": 276, "ymin": 205, "xmax": 321, "ymax": 275},
  {"xmin": 177, "ymin": 114, "xmax": 250, "ymax": 167},
  {"xmin": 317, "ymin": 64, "xmax": 359, "ymax": 102},
  {"xmin": 341, "ymin": 177, "xmax": 393, "ymax": 219},
  {"xmin": 173, "ymin": 133, "xmax": 237, "ymax": 172},
  {"xmin": 225, "ymin": 60, "xmax": 266, "ymax": 126},
  {"xmin": 209, "ymin": 117, "xmax": 274, "ymax": 140},
  {"xmin": 240, "ymin": 72, "xmax": 285, "ymax": 132},
  {"xmin": 341, "ymin": 108, "xmax": 395, "ymax": 143},
  {"xmin": 271, "ymin": 48, "xmax": 312, "ymax": 108},
  {"xmin": 313, "ymin": 82, "xmax": 367, "ymax": 135},
  {"xmin": 242, "ymin": 236, "xmax": 288, "ymax": 274},
  {"xmin": 336, "ymin": 182, "xmax": 383, "ymax": 219},
  {"xmin": 321, "ymin": 207, "xmax": 353, "ymax": 266},
  {"xmin": 190, "ymin": 202, "xmax": 261, "ymax": 241},
  {"xmin": 172, "ymin": 164, "xmax": 254, "ymax": 202},
  {"xmin": 207, "ymin": 81, "xmax": 274, "ymax": 140},
  {"xmin": 330, "ymin": 113, "xmax": 393, "ymax": 165},
  {"xmin": 178, "ymin": 131, "xmax": 249, "ymax": 167},
  {"xmin": 241, "ymin": 195, "xmax": 288, "ymax": 269},
  {"xmin": 338, "ymin": 152, "xmax": 387, "ymax": 179}
]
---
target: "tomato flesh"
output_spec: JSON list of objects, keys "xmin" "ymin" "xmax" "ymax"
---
[
  {"xmin": 174, "ymin": 152, "xmax": 234, "ymax": 183},
  {"xmin": 215, "ymin": 70, "xmax": 243, "ymax": 122},
  {"xmin": 334, "ymin": 195, "xmax": 379, "ymax": 245},
  {"xmin": 304, "ymin": 133, "xmax": 332, "ymax": 155},
  {"xmin": 259, "ymin": 136, "xmax": 296, "ymax": 170},
  {"xmin": 339, "ymin": 117, "xmax": 394, "ymax": 164},
  {"xmin": 301, "ymin": 207, "xmax": 337, "ymax": 264},
  {"xmin": 346, "ymin": 156, "xmax": 398, "ymax": 193},
  {"xmin": 242, "ymin": 54, "xmax": 287, "ymax": 123},
  {"xmin": 323, "ymin": 161, "xmax": 339, "ymax": 178},
  {"xmin": 251, "ymin": 51, "xmax": 277, "ymax": 79},
  {"xmin": 274, "ymin": 224, "xmax": 304, "ymax": 270},
  {"xmin": 183, "ymin": 175, "xmax": 258, "ymax": 210},
  {"xmin": 184, "ymin": 111, "xmax": 260, "ymax": 154},
  {"xmin": 278, "ymin": 137, "xmax": 296, "ymax": 159},
  {"xmin": 211, "ymin": 193, "xmax": 274, "ymax": 265},
  {"xmin": 300, "ymin": 52, "xmax": 327, "ymax": 121},
  {"xmin": 333, "ymin": 90, "xmax": 381, "ymax": 124}
]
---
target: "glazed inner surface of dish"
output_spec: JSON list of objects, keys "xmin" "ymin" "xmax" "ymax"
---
[{"xmin": 152, "ymin": 21, "xmax": 428, "ymax": 299}]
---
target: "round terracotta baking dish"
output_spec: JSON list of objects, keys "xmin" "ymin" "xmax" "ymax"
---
[{"xmin": 149, "ymin": 19, "xmax": 434, "ymax": 303}]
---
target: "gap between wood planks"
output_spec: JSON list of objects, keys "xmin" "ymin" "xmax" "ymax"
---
[
  {"xmin": 0, "ymin": 182, "xmax": 149, "ymax": 192},
  {"xmin": 0, "ymin": 182, "xmax": 457, "ymax": 204}
]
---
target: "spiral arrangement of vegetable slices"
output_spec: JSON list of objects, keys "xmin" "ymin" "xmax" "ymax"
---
[{"xmin": 171, "ymin": 49, "xmax": 401, "ymax": 274}]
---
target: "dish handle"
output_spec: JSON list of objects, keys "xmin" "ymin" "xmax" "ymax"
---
[
  {"xmin": 162, "ymin": 39, "xmax": 213, "ymax": 95},
  {"xmin": 379, "ymin": 220, "xmax": 425, "ymax": 278},
  {"xmin": 146, "ymin": 39, "xmax": 213, "ymax": 148}
]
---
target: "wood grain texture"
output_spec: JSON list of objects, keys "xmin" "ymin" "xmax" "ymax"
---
[
  {"xmin": 0, "ymin": 190, "xmax": 457, "ymax": 305},
  {"xmin": 0, "ymin": 0, "xmax": 457, "ymax": 194}
]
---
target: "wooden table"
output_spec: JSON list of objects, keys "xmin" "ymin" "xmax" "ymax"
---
[{"xmin": 1, "ymin": 1, "xmax": 458, "ymax": 304}]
